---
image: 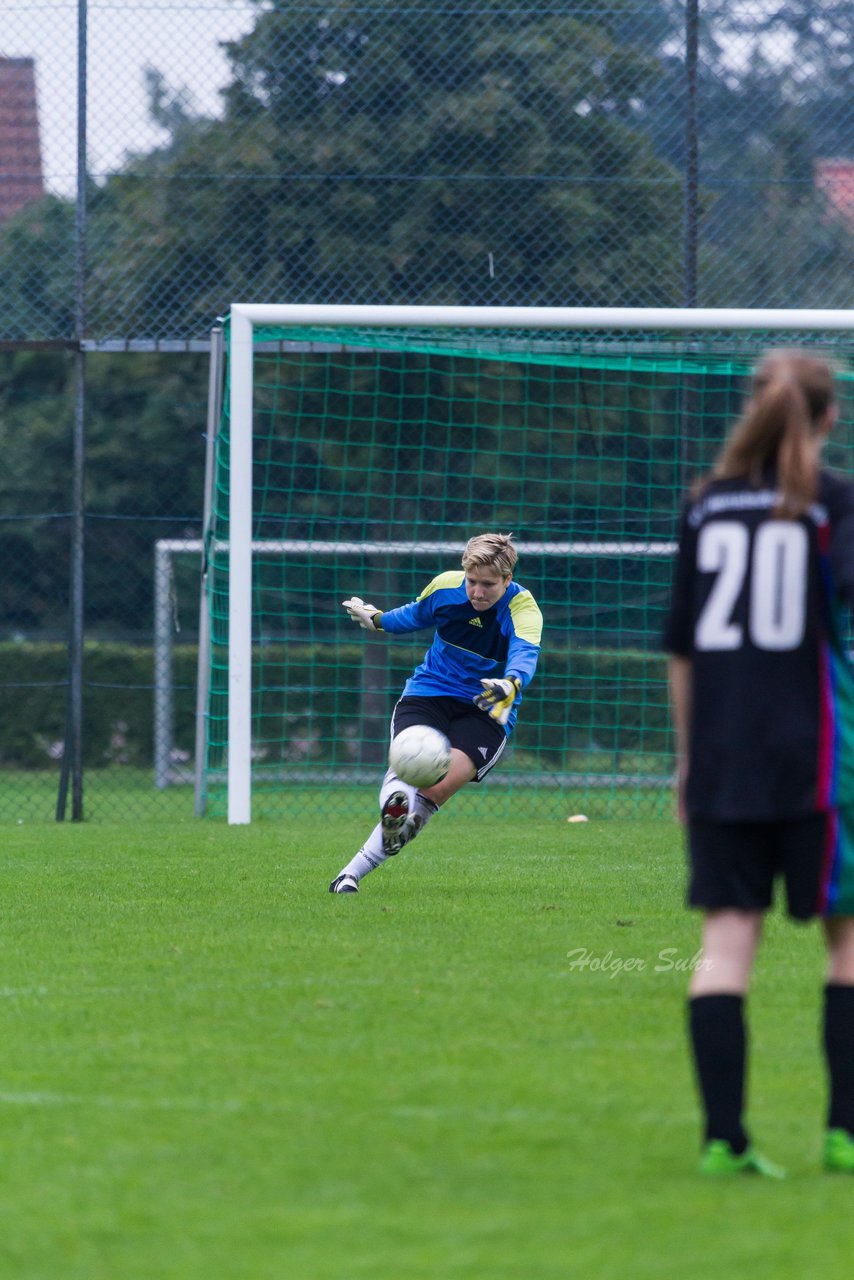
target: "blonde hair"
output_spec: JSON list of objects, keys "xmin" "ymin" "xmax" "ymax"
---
[
  {"xmin": 706, "ymin": 349, "xmax": 836, "ymax": 517},
  {"xmin": 461, "ymin": 532, "xmax": 517, "ymax": 578}
]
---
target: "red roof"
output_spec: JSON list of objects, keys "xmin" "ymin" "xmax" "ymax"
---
[
  {"xmin": 815, "ymin": 159, "xmax": 854, "ymax": 228},
  {"xmin": 0, "ymin": 57, "xmax": 44, "ymax": 224}
]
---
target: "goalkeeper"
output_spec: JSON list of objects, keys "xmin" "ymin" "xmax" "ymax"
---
[{"xmin": 329, "ymin": 532, "xmax": 543, "ymax": 894}]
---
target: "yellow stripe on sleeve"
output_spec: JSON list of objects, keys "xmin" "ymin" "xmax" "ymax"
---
[
  {"xmin": 416, "ymin": 570, "xmax": 465, "ymax": 601},
  {"xmin": 508, "ymin": 590, "xmax": 543, "ymax": 644}
]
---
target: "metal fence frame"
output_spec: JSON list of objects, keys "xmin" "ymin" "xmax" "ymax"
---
[{"xmin": 16, "ymin": 0, "xmax": 845, "ymax": 818}]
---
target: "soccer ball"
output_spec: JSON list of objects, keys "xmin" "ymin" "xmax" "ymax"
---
[{"xmin": 388, "ymin": 724, "xmax": 452, "ymax": 789}]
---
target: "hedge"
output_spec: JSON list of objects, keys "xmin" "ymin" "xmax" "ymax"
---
[{"xmin": 0, "ymin": 640, "xmax": 671, "ymax": 771}]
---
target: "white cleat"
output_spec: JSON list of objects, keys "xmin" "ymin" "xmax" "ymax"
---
[
  {"xmin": 381, "ymin": 791, "xmax": 410, "ymax": 856},
  {"xmin": 329, "ymin": 874, "xmax": 359, "ymax": 894}
]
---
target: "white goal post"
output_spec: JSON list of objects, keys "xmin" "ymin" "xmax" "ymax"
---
[{"xmin": 226, "ymin": 303, "xmax": 854, "ymax": 823}]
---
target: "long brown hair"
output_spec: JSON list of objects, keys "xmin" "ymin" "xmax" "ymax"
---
[{"xmin": 705, "ymin": 349, "xmax": 836, "ymax": 517}]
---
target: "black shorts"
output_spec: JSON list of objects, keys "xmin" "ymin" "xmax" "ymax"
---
[
  {"xmin": 687, "ymin": 813, "xmax": 832, "ymax": 921},
  {"xmin": 391, "ymin": 695, "xmax": 508, "ymax": 783}
]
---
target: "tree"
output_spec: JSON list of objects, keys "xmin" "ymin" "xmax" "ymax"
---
[
  {"xmin": 86, "ymin": 0, "xmax": 686, "ymax": 337},
  {"xmin": 0, "ymin": 196, "xmax": 75, "ymax": 342},
  {"xmin": 0, "ymin": 350, "xmax": 208, "ymax": 634},
  {"xmin": 637, "ymin": 1, "xmax": 854, "ymax": 306},
  {"xmin": 4, "ymin": 1, "xmax": 854, "ymax": 642}
]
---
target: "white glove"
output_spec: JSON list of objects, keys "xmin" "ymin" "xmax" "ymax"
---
[
  {"xmin": 342, "ymin": 597, "xmax": 383, "ymax": 631},
  {"xmin": 473, "ymin": 676, "xmax": 521, "ymax": 726}
]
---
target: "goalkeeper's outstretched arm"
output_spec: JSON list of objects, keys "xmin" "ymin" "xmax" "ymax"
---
[{"xmin": 342, "ymin": 597, "xmax": 383, "ymax": 631}]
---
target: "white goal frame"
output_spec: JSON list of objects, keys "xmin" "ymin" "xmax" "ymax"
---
[{"xmin": 226, "ymin": 303, "xmax": 854, "ymax": 823}]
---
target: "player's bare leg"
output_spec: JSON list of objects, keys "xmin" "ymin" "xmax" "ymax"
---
[
  {"xmin": 419, "ymin": 748, "xmax": 476, "ymax": 806},
  {"xmin": 690, "ymin": 910, "xmax": 763, "ymax": 997}
]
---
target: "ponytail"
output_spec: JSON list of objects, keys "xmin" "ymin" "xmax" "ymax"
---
[
  {"xmin": 773, "ymin": 378, "xmax": 817, "ymax": 517},
  {"xmin": 701, "ymin": 350, "xmax": 835, "ymax": 518}
]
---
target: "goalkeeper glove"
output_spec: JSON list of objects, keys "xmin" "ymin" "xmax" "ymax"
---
[
  {"xmin": 342, "ymin": 597, "xmax": 383, "ymax": 631},
  {"xmin": 473, "ymin": 675, "xmax": 521, "ymax": 726}
]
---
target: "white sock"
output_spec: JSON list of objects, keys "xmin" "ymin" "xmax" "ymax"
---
[
  {"xmin": 337, "ymin": 821, "xmax": 387, "ymax": 882},
  {"xmin": 412, "ymin": 792, "xmax": 439, "ymax": 826},
  {"xmin": 335, "ymin": 774, "xmax": 439, "ymax": 883}
]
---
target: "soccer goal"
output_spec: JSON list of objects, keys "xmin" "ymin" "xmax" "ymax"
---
[{"xmin": 201, "ymin": 305, "xmax": 854, "ymax": 824}]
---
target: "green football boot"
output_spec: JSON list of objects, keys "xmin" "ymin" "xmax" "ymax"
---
[
  {"xmin": 824, "ymin": 1128, "xmax": 854, "ymax": 1172},
  {"xmin": 699, "ymin": 1140, "xmax": 786, "ymax": 1179}
]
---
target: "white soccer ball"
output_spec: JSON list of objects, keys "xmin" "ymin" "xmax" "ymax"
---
[{"xmin": 388, "ymin": 724, "xmax": 452, "ymax": 789}]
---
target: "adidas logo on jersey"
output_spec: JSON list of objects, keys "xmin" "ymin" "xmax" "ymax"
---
[
  {"xmin": 478, "ymin": 747, "xmax": 488, "ymax": 759},
  {"xmin": 469, "ymin": 616, "xmax": 483, "ymax": 627}
]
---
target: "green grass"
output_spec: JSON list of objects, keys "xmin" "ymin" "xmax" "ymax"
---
[
  {"xmin": 0, "ymin": 769, "xmax": 674, "ymax": 825},
  {"xmin": 0, "ymin": 768, "xmax": 198, "ymax": 825},
  {"xmin": 0, "ymin": 814, "xmax": 848, "ymax": 1278}
]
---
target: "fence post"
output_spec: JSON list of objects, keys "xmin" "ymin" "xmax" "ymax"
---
[
  {"xmin": 683, "ymin": 0, "xmax": 699, "ymax": 309},
  {"xmin": 193, "ymin": 324, "xmax": 225, "ymax": 815},
  {"xmin": 56, "ymin": 0, "xmax": 88, "ymax": 821}
]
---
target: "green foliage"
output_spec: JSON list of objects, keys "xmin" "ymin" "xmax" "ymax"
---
[
  {"xmin": 4, "ymin": 3, "xmax": 854, "ymax": 340},
  {"xmin": 79, "ymin": 2, "xmax": 685, "ymax": 335},
  {"xmin": 0, "ymin": 642, "xmax": 197, "ymax": 769},
  {"xmin": 0, "ymin": 351, "xmax": 208, "ymax": 633},
  {"xmin": 0, "ymin": 638, "xmax": 669, "ymax": 775},
  {"xmin": 208, "ymin": 637, "xmax": 671, "ymax": 776},
  {"xmin": 239, "ymin": 342, "xmax": 706, "ymax": 543},
  {"xmin": 0, "ymin": 197, "xmax": 75, "ymax": 339}
]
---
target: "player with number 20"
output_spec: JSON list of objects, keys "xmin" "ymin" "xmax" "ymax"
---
[{"xmin": 665, "ymin": 349, "xmax": 854, "ymax": 1177}]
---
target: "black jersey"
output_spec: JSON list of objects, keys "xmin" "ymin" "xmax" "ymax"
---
[{"xmin": 663, "ymin": 469, "xmax": 854, "ymax": 821}]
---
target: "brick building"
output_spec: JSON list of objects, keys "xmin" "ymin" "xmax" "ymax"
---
[{"xmin": 0, "ymin": 57, "xmax": 44, "ymax": 223}]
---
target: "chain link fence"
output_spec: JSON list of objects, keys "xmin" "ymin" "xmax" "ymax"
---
[{"xmin": 2, "ymin": 1, "xmax": 854, "ymax": 819}]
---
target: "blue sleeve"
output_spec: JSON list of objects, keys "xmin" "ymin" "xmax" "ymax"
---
[
  {"xmin": 505, "ymin": 635, "xmax": 541, "ymax": 689},
  {"xmin": 503, "ymin": 589, "xmax": 543, "ymax": 689},
  {"xmin": 380, "ymin": 596, "xmax": 437, "ymax": 634}
]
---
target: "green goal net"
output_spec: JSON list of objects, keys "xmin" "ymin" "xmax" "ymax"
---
[{"xmin": 198, "ymin": 308, "xmax": 854, "ymax": 822}]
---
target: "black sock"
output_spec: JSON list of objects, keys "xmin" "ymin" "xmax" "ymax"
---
[
  {"xmin": 823, "ymin": 983, "xmax": 854, "ymax": 1136},
  {"xmin": 688, "ymin": 993, "xmax": 749, "ymax": 1154}
]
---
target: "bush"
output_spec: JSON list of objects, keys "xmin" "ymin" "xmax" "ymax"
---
[
  {"xmin": 0, "ymin": 640, "xmax": 671, "ymax": 770},
  {"xmin": 0, "ymin": 642, "xmax": 198, "ymax": 769}
]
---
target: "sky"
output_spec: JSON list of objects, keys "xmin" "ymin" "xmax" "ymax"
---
[{"xmin": 2, "ymin": 0, "xmax": 257, "ymax": 195}]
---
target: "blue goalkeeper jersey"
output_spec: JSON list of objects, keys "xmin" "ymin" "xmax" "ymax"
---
[{"xmin": 379, "ymin": 571, "xmax": 543, "ymax": 733}]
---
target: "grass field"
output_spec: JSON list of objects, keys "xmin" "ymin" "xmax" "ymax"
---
[{"xmin": 1, "ymin": 812, "xmax": 850, "ymax": 1279}]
